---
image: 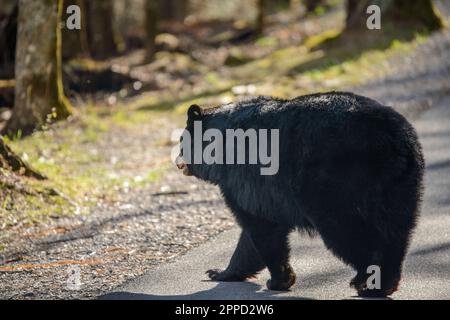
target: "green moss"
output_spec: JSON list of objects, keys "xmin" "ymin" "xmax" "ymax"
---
[
  {"xmin": 314, "ymin": 5, "xmax": 327, "ymax": 16},
  {"xmin": 256, "ymin": 36, "xmax": 279, "ymax": 47},
  {"xmin": 1, "ymin": 194, "xmax": 10, "ymax": 210},
  {"xmin": 129, "ymin": 165, "xmax": 170, "ymax": 188},
  {"xmin": 0, "ymin": 176, "xmax": 78, "ymax": 231},
  {"xmin": 224, "ymin": 48, "xmax": 253, "ymax": 66},
  {"xmin": 264, "ymin": 34, "xmax": 423, "ymax": 98},
  {"xmin": 132, "ymin": 83, "xmax": 235, "ymax": 113},
  {"xmin": 109, "ymin": 109, "xmax": 156, "ymax": 128},
  {"xmin": 304, "ymin": 29, "xmax": 342, "ymax": 49},
  {"xmin": 68, "ymin": 58, "xmax": 109, "ymax": 72}
]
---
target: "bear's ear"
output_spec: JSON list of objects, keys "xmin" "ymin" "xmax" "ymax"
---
[{"xmin": 187, "ymin": 104, "xmax": 203, "ymax": 123}]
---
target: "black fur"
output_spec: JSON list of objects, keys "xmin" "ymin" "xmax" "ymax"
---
[{"xmin": 181, "ymin": 92, "xmax": 425, "ymax": 297}]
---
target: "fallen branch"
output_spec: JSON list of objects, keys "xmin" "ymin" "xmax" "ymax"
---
[{"xmin": 0, "ymin": 257, "xmax": 109, "ymax": 272}]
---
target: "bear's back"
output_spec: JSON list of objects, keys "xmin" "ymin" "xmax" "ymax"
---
[{"xmin": 205, "ymin": 92, "xmax": 386, "ymax": 129}]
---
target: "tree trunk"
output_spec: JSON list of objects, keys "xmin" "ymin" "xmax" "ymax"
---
[
  {"xmin": 62, "ymin": 0, "xmax": 90, "ymax": 60},
  {"xmin": 0, "ymin": 137, "xmax": 45, "ymax": 179},
  {"xmin": 144, "ymin": 0, "xmax": 159, "ymax": 62},
  {"xmin": 256, "ymin": 0, "xmax": 266, "ymax": 35},
  {"xmin": 159, "ymin": 0, "xmax": 188, "ymax": 22},
  {"xmin": 85, "ymin": 0, "xmax": 117, "ymax": 59},
  {"xmin": 0, "ymin": 0, "xmax": 18, "ymax": 79},
  {"xmin": 346, "ymin": 0, "xmax": 443, "ymax": 31},
  {"xmin": 5, "ymin": 0, "xmax": 72, "ymax": 137}
]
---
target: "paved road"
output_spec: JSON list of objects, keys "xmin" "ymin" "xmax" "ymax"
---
[{"xmin": 102, "ymin": 96, "xmax": 450, "ymax": 301}]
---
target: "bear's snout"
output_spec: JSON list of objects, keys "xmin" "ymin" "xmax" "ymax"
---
[{"xmin": 175, "ymin": 156, "xmax": 192, "ymax": 176}]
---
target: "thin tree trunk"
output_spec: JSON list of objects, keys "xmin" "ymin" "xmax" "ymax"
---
[
  {"xmin": 346, "ymin": 0, "xmax": 443, "ymax": 31},
  {"xmin": 85, "ymin": 0, "xmax": 117, "ymax": 59},
  {"xmin": 5, "ymin": 0, "xmax": 72, "ymax": 137},
  {"xmin": 0, "ymin": 0, "xmax": 18, "ymax": 79},
  {"xmin": 159, "ymin": 0, "xmax": 188, "ymax": 22},
  {"xmin": 62, "ymin": 0, "xmax": 89, "ymax": 60},
  {"xmin": 144, "ymin": 0, "xmax": 159, "ymax": 62},
  {"xmin": 174, "ymin": 0, "xmax": 188, "ymax": 22},
  {"xmin": 256, "ymin": 0, "xmax": 266, "ymax": 35}
]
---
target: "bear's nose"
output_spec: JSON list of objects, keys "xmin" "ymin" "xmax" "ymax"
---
[{"xmin": 175, "ymin": 156, "xmax": 186, "ymax": 170}]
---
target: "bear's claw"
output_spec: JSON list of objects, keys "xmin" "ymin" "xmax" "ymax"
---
[
  {"xmin": 206, "ymin": 269, "xmax": 251, "ymax": 282},
  {"xmin": 266, "ymin": 266, "xmax": 296, "ymax": 291}
]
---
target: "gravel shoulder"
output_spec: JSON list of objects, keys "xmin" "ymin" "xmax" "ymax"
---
[{"xmin": 0, "ymin": 110, "xmax": 235, "ymax": 300}]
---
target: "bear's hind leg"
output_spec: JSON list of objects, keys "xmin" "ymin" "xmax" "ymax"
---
[
  {"xmin": 318, "ymin": 220, "xmax": 405, "ymax": 298},
  {"xmin": 206, "ymin": 230, "xmax": 265, "ymax": 282},
  {"xmin": 356, "ymin": 242, "xmax": 406, "ymax": 298},
  {"xmin": 315, "ymin": 220, "xmax": 400, "ymax": 297}
]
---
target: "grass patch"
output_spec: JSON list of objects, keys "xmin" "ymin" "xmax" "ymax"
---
[
  {"xmin": 229, "ymin": 28, "xmax": 426, "ymax": 98},
  {"xmin": 1, "ymin": 102, "xmax": 174, "ymax": 234},
  {"xmin": 289, "ymin": 27, "xmax": 427, "ymax": 76},
  {"xmin": 0, "ymin": 175, "xmax": 78, "ymax": 229},
  {"xmin": 128, "ymin": 164, "xmax": 170, "ymax": 188}
]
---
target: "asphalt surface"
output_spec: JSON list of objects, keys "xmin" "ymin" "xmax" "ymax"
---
[{"xmin": 102, "ymin": 29, "xmax": 450, "ymax": 300}]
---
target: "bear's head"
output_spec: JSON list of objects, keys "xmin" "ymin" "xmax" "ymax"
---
[{"xmin": 175, "ymin": 104, "xmax": 204, "ymax": 178}]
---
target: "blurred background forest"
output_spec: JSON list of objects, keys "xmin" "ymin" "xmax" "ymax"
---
[{"xmin": 0, "ymin": 0, "xmax": 448, "ymax": 299}]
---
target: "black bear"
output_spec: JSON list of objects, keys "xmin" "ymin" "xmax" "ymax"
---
[{"xmin": 176, "ymin": 92, "xmax": 424, "ymax": 297}]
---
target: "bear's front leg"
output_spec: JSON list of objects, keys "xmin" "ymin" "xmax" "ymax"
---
[
  {"xmin": 244, "ymin": 217, "xmax": 296, "ymax": 291},
  {"xmin": 206, "ymin": 230, "xmax": 265, "ymax": 281}
]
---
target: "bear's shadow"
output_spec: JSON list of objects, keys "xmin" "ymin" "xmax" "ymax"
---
[
  {"xmin": 99, "ymin": 281, "xmax": 392, "ymax": 300},
  {"xmin": 99, "ymin": 281, "xmax": 313, "ymax": 300}
]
